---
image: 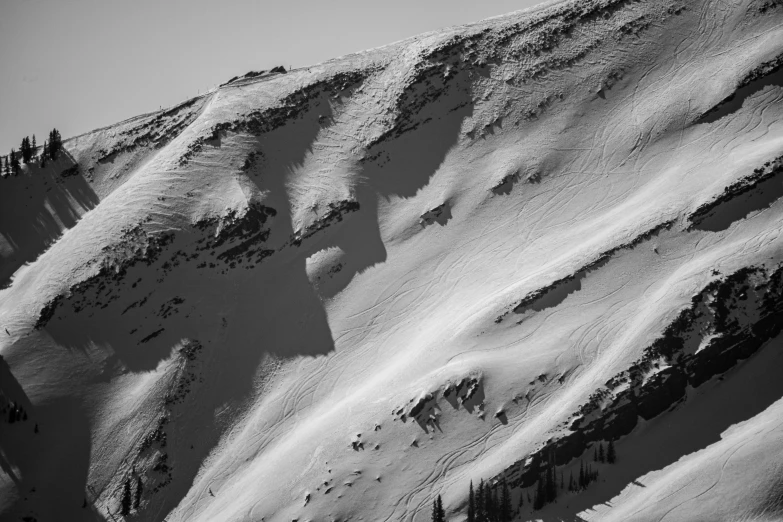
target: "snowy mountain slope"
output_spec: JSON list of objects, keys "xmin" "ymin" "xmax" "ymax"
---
[
  {"xmin": 0, "ymin": 96, "xmax": 209, "ymax": 286},
  {"xmin": 1, "ymin": 0, "xmax": 783, "ymax": 521}
]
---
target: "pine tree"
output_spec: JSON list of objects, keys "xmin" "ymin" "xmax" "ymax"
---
[
  {"xmin": 40, "ymin": 141, "xmax": 47, "ymax": 168},
  {"xmin": 500, "ymin": 479, "xmax": 512, "ymax": 522},
  {"xmin": 477, "ymin": 480, "xmax": 485, "ymax": 522},
  {"xmin": 518, "ymin": 490, "xmax": 524, "ymax": 509},
  {"xmin": 483, "ymin": 485, "xmax": 491, "ymax": 522},
  {"xmin": 468, "ymin": 480, "xmax": 475, "ymax": 522},
  {"xmin": 432, "ymin": 495, "xmax": 445, "ymax": 522},
  {"xmin": 489, "ymin": 487, "xmax": 497, "ymax": 522},
  {"xmin": 3, "ymin": 156, "xmax": 8, "ymax": 176},
  {"xmin": 48, "ymin": 128, "xmax": 62, "ymax": 160},
  {"xmin": 599, "ymin": 442, "xmax": 605, "ymax": 463},
  {"xmin": 31, "ymin": 135, "xmax": 36, "ymax": 159},
  {"xmin": 134, "ymin": 476, "xmax": 143, "ymax": 509},
  {"xmin": 568, "ymin": 471, "xmax": 574, "ymax": 492},
  {"xmin": 121, "ymin": 478, "xmax": 132, "ymax": 515},
  {"xmin": 439, "ymin": 495, "xmax": 446, "ymax": 522},
  {"xmin": 607, "ymin": 439, "xmax": 616, "ymax": 464},
  {"xmin": 10, "ymin": 149, "xmax": 20, "ymax": 174},
  {"xmin": 579, "ymin": 460, "xmax": 585, "ymax": 490},
  {"xmin": 20, "ymin": 137, "xmax": 30, "ymax": 163},
  {"xmin": 594, "ymin": 446, "xmax": 598, "ymax": 462}
]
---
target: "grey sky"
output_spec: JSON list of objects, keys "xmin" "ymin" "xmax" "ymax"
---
[{"xmin": 0, "ymin": 0, "xmax": 544, "ymax": 153}]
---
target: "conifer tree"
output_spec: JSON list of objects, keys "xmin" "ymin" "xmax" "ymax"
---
[
  {"xmin": 599, "ymin": 442, "xmax": 605, "ymax": 463},
  {"xmin": 121, "ymin": 478, "xmax": 132, "ymax": 515},
  {"xmin": 518, "ymin": 490, "xmax": 524, "ymax": 509},
  {"xmin": 134, "ymin": 476, "xmax": 143, "ymax": 509},
  {"xmin": 3, "ymin": 156, "xmax": 8, "ymax": 176},
  {"xmin": 20, "ymin": 137, "xmax": 30, "ymax": 163},
  {"xmin": 48, "ymin": 128, "xmax": 62, "ymax": 160},
  {"xmin": 607, "ymin": 439, "xmax": 616, "ymax": 464},
  {"xmin": 568, "ymin": 471, "xmax": 574, "ymax": 492},
  {"xmin": 500, "ymin": 480, "xmax": 512, "ymax": 522},
  {"xmin": 31, "ymin": 135, "xmax": 36, "ymax": 158},
  {"xmin": 489, "ymin": 487, "xmax": 497, "ymax": 522},
  {"xmin": 484, "ymin": 484, "xmax": 495, "ymax": 522},
  {"xmin": 432, "ymin": 495, "xmax": 445, "ymax": 522},
  {"xmin": 10, "ymin": 149, "xmax": 20, "ymax": 173},
  {"xmin": 579, "ymin": 460, "xmax": 586, "ymax": 490},
  {"xmin": 594, "ymin": 446, "xmax": 598, "ymax": 462},
  {"xmin": 477, "ymin": 480, "xmax": 485, "ymax": 522},
  {"xmin": 40, "ymin": 141, "xmax": 47, "ymax": 168},
  {"xmin": 468, "ymin": 481, "xmax": 475, "ymax": 522}
]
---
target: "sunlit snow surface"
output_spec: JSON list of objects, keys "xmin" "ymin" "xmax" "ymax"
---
[{"xmin": 1, "ymin": 0, "xmax": 783, "ymax": 521}]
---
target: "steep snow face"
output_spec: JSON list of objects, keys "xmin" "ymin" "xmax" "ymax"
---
[{"xmin": 1, "ymin": 0, "xmax": 783, "ymax": 521}]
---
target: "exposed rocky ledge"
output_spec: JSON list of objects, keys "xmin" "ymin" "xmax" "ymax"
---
[
  {"xmin": 178, "ymin": 70, "xmax": 373, "ymax": 167},
  {"xmin": 288, "ymin": 200, "xmax": 360, "ymax": 247},
  {"xmin": 688, "ymin": 154, "xmax": 783, "ymax": 230},
  {"xmin": 496, "ymin": 220, "xmax": 674, "ymax": 323},
  {"xmin": 494, "ymin": 263, "xmax": 783, "ymax": 493}
]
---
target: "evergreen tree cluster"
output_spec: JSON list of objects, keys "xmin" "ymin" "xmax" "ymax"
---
[
  {"xmin": 431, "ymin": 494, "xmax": 445, "ymax": 522},
  {"xmin": 2, "ymin": 128, "xmax": 63, "ymax": 176},
  {"xmin": 568, "ymin": 459, "xmax": 599, "ymax": 493},
  {"xmin": 532, "ymin": 451, "xmax": 561, "ymax": 510},
  {"xmin": 48, "ymin": 128, "xmax": 62, "ymax": 160},
  {"xmin": 20, "ymin": 136, "xmax": 35, "ymax": 163},
  {"xmin": 461, "ymin": 439, "xmax": 619, "ymax": 517},
  {"xmin": 592, "ymin": 440, "xmax": 616, "ymax": 464},
  {"xmin": 120, "ymin": 475, "xmax": 144, "ymax": 516},
  {"xmin": 465, "ymin": 478, "xmax": 512, "ymax": 522},
  {"xmin": 6, "ymin": 150, "xmax": 20, "ymax": 175}
]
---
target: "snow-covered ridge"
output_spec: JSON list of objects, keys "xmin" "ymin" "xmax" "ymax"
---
[{"xmin": 1, "ymin": 0, "xmax": 783, "ymax": 520}]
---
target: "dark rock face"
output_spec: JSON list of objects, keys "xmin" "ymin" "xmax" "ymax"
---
[
  {"xmin": 689, "ymin": 155, "xmax": 783, "ymax": 231},
  {"xmin": 179, "ymin": 71, "xmax": 372, "ymax": 167},
  {"xmin": 495, "ymin": 220, "xmax": 674, "ymax": 323},
  {"xmin": 34, "ymin": 203, "xmax": 278, "ymax": 330},
  {"xmin": 497, "ymin": 263, "xmax": 783, "ymax": 490},
  {"xmin": 288, "ymin": 200, "xmax": 360, "ymax": 247}
]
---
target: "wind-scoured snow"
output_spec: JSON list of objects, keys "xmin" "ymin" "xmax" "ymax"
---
[{"xmin": 1, "ymin": 0, "xmax": 783, "ymax": 521}]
